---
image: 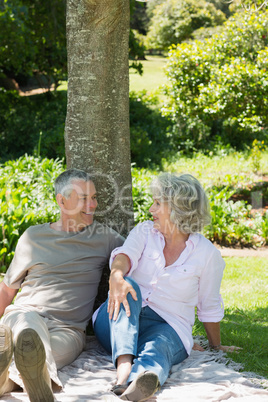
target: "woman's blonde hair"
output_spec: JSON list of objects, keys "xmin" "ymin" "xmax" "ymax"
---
[{"xmin": 151, "ymin": 173, "xmax": 211, "ymax": 233}]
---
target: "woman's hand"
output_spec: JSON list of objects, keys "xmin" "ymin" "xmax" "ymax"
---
[
  {"xmin": 218, "ymin": 345, "xmax": 242, "ymax": 353},
  {"xmin": 108, "ymin": 271, "xmax": 137, "ymax": 321}
]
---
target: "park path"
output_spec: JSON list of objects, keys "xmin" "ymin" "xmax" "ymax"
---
[{"xmin": 216, "ymin": 245, "xmax": 268, "ymax": 258}]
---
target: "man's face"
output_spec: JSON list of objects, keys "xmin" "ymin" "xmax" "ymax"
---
[{"xmin": 61, "ymin": 180, "xmax": 98, "ymax": 229}]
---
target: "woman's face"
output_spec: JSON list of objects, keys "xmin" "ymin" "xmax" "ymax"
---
[{"xmin": 149, "ymin": 198, "xmax": 173, "ymax": 234}]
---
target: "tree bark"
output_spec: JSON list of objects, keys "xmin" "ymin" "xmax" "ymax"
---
[
  {"xmin": 65, "ymin": 0, "xmax": 133, "ymax": 235},
  {"xmin": 65, "ymin": 0, "xmax": 133, "ymax": 310}
]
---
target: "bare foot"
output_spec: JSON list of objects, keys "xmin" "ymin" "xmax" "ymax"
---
[{"xmin": 192, "ymin": 343, "xmax": 205, "ymax": 351}]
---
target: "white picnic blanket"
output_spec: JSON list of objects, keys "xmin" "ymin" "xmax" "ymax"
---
[{"xmin": 4, "ymin": 336, "xmax": 268, "ymax": 402}]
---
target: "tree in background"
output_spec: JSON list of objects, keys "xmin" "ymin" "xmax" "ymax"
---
[
  {"xmin": 146, "ymin": 0, "xmax": 226, "ymax": 51},
  {"xmin": 0, "ymin": 0, "xmax": 145, "ymax": 91},
  {"xmin": 0, "ymin": 0, "xmax": 66, "ymax": 89}
]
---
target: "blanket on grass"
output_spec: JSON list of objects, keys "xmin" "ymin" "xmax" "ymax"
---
[{"xmin": 5, "ymin": 336, "xmax": 268, "ymax": 402}]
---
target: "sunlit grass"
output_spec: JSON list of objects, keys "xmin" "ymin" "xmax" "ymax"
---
[
  {"xmin": 130, "ymin": 55, "xmax": 167, "ymax": 95},
  {"xmin": 163, "ymin": 151, "xmax": 268, "ymax": 189},
  {"xmin": 193, "ymin": 257, "xmax": 268, "ymax": 379}
]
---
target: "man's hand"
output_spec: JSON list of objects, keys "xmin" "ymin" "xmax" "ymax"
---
[{"xmin": 108, "ymin": 272, "xmax": 137, "ymax": 321}]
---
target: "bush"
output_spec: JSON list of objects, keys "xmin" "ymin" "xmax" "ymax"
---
[
  {"xmin": 0, "ymin": 90, "xmax": 67, "ymax": 162},
  {"xmin": 162, "ymin": 9, "xmax": 268, "ymax": 152},
  {"xmin": 129, "ymin": 91, "xmax": 174, "ymax": 167},
  {"xmin": 0, "ymin": 156, "xmax": 64, "ymax": 272},
  {"xmin": 0, "ymin": 89, "xmax": 174, "ymax": 169}
]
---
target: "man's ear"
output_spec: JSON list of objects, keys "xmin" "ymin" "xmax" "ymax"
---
[{"xmin": 56, "ymin": 193, "xmax": 64, "ymax": 208}]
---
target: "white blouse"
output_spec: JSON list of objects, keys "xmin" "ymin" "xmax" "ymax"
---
[{"xmin": 110, "ymin": 221, "xmax": 225, "ymax": 355}]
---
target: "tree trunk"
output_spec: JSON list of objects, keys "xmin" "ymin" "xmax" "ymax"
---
[
  {"xmin": 65, "ymin": 0, "xmax": 133, "ymax": 234},
  {"xmin": 65, "ymin": 0, "xmax": 133, "ymax": 310}
]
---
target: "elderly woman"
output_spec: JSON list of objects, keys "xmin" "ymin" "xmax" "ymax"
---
[{"xmin": 93, "ymin": 173, "xmax": 237, "ymax": 401}]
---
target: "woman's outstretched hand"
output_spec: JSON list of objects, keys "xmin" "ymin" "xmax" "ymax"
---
[
  {"xmin": 108, "ymin": 272, "xmax": 137, "ymax": 321},
  {"xmin": 219, "ymin": 345, "xmax": 242, "ymax": 353},
  {"xmin": 192, "ymin": 343, "xmax": 242, "ymax": 353}
]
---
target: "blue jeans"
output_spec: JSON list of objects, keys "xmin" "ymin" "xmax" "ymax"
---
[{"xmin": 93, "ymin": 277, "xmax": 188, "ymax": 386}]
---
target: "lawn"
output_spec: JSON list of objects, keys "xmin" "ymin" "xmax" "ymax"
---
[
  {"xmin": 129, "ymin": 55, "xmax": 168, "ymax": 94},
  {"xmin": 193, "ymin": 257, "xmax": 268, "ymax": 380}
]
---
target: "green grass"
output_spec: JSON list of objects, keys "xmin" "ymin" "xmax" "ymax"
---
[
  {"xmin": 58, "ymin": 55, "xmax": 168, "ymax": 96},
  {"xmin": 130, "ymin": 55, "xmax": 168, "ymax": 94},
  {"xmin": 193, "ymin": 257, "xmax": 268, "ymax": 380}
]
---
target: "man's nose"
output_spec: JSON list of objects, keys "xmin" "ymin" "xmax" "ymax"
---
[{"xmin": 88, "ymin": 199, "xmax": 97, "ymax": 208}]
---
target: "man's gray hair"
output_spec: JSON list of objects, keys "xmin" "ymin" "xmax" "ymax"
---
[
  {"xmin": 54, "ymin": 168, "xmax": 93, "ymax": 198},
  {"xmin": 151, "ymin": 173, "xmax": 211, "ymax": 233}
]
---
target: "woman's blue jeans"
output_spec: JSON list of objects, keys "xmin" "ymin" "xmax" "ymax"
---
[{"xmin": 93, "ymin": 277, "xmax": 188, "ymax": 386}]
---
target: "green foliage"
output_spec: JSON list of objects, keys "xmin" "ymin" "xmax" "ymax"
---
[
  {"xmin": 0, "ymin": 90, "xmax": 66, "ymax": 162},
  {"xmin": 204, "ymin": 186, "xmax": 267, "ymax": 247},
  {"xmin": 0, "ymin": 156, "xmax": 64, "ymax": 272},
  {"xmin": 146, "ymin": 0, "xmax": 226, "ymax": 51},
  {"xmin": 131, "ymin": 167, "xmax": 155, "ymax": 223},
  {"xmin": 129, "ymin": 91, "xmax": 174, "ymax": 167},
  {"xmin": 0, "ymin": 0, "xmax": 67, "ymax": 85},
  {"xmin": 250, "ymin": 139, "xmax": 266, "ymax": 173},
  {"xmin": 129, "ymin": 30, "xmax": 145, "ymax": 75},
  {"xmin": 0, "ymin": 89, "xmax": 174, "ymax": 168},
  {"xmin": 0, "ymin": 0, "xmax": 146, "ymax": 84},
  {"xmin": 163, "ymin": 10, "xmax": 268, "ymax": 152}
]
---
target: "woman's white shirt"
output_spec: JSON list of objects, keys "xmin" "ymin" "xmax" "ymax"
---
[{"xmin": 110, "ymin": 221, "xmax": 225, "ymax": 355}]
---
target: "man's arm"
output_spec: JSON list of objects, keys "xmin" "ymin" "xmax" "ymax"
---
[
  {"xmin": 203, "ymin": 322, "xmax": 240, "ymax": 352},
  {"xmin": 0, "ymin": 281, "xmax": 18, "ymax": 317}
]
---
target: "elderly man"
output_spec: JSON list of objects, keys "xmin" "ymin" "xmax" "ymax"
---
[{"xmin": 0, "ymin": 168, "xmax": 124, "ymax": 401}]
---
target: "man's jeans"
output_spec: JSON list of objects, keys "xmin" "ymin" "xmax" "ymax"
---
[{"xmin": 94, "ymin": 277, "xmax": 188, "ymax": 385}]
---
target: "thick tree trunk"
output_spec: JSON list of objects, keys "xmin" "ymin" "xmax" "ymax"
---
[
  {"xmin": 65, "ymin": 0, "xmax": 133, "ymax": 234},
  {"xmin": 65, "ymin": 0, "xmax": 133, "ymax": 310}
]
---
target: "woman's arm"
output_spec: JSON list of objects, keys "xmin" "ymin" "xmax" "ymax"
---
[
  {"xmin": 203, "ymin": 322, "xmax": 241, "ymax": 352},
  {"xmin": 108, "ymin": 254, "xmax": 137, "ymax": 321}
]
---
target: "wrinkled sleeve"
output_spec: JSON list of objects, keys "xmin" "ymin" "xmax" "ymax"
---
[
  {"xmin": 197, "ymin": 248, "xmax": 225, "ymax": 322},
  {"xmin": 109, "ymin": 221, "xmax": 149, "ymax": 274}
]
